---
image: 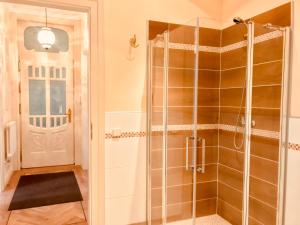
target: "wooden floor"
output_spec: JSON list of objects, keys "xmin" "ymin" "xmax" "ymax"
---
[{"xmin": 0, "ymin": 165, "xmax": 88, "ymax": 225}]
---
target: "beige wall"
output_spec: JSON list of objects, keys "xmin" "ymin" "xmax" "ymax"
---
[
  {"xmin": 290, "ymin": 0, "xmax": 300, "ymax": 117},
  {"xmin": 103, "ymin": 0, "xmax": 222, "ymax": 112},
  {"xmin": 0, "ymin": 6, "xmax": 20, "ymax": 191}
]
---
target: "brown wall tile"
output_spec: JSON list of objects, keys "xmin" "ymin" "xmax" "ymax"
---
[
  {"xmin": 250, "ymin": 176, "xmax": 278, "ymax": 208},
  {"xmin": 149, "ymin": 21, "xmax": 168, "ymax": 40},
  {"xmin": 168, "ymin": 107, "xmax": 194, "ymax": 125},
  {"xmin": 152, "ymin": 67, "xmax": 164, "ymax": 87},
  {"xmin": 218, "ymin": 182, "xmax": 243, "ymax": 210},
  {"xmin": 249, "ymin": 197, "xmax": 277, "ymax": 225},
  {"xmin": 253, "ymin": 61, "xmax": 282, "ymax": 86},
  {"xmin": 152, "ymin": 146, "xmax": 218, "ymax": 170},
  {"xmin": 222, "ymin": 24, "xmax": 248, "ymax": 47},
  {"xmin": 219, "ymin": 130, "xmax": 244, "ymax": 151},
  {"xmin": 250, "ymin": 136, "xmax": 279, "ymax": 162},
  {"xmin": 168, "ymin": 165, "xmax": 217, "ymax": 186},
  {"xmin": 218, "ymin": 199, "xmax": 242, "ymax": 225},
  {"xmin": 252, "ymin": 86, "xmax": 281, "ymax": 108},
  {"xmin": 252, "ymin": 3, "xmax": 291, "ymax": 27},
  {"xmin": 250, "ymin": 155, "xmax": 278, "ymax": 185},
  {"xmin": 152, "ymin": 188, "xmax": 162, "ymax": 207},
  {"xmin": 221, "ymin": 67, "xmax": 246, "ymax": 88},
  {"xmin": 198, "ymin": 89, "xmax": 219, "ymax": 106},
  {"xmin": 169, "ymin": 24, "xmax": 195, "ymax": 45},
  {"xmin": 153, "ymin": 47, "xmax": 164, "ymax": 66},
  {"xmin": 199, "ymin": 51, "xmax": 220, "ymax": 70},
  {"xmin": 167, "ymin": 201, "xmax": 193, "ymax": 223},
  {"xmin": 196, "ymin": 198, "xmax": 217, "ymax": 217},
  {"xmin": 253, "ymin": 37, "xmax": 283, "ymax": 64},
  {"xmin": 198, "ymin": 107, "xmax": 219, "ymax": 124},
  {"xmin": 220, "ymin": 88, "xmax": 245, "ymax": 107},
  {"xmin": 152, "ymin": 87, "xmax": 163, "ymax": 107},
  {"xmin": 196, "ymin": 181, "xmax": 217, "ymax": 200},
  {"xmin": 199, "ymin": 28, "xmax": 221, "ymax": 47},
  {"xmin": 150, "ymin": 131, "xmax": 164, "ymax": 150},
  {"xmin": 167, "ymin": 130, "xmax": 193, "ymax": 149},
  {"xmin": 198, "ymin": 70, "xmax": 220, "ymax": 88},
  {"xmin": 218, "ymin": 164, "xmax": 243, "ymax": 191},
  {"xmin": 166, "ymin": 199, "xmax": 217, "ymax": 222},
  {"xmin": 151, "ymin": 206, "xmax": 162, "ymax": 225},
  {"xmin": 219, "ymin": 147, "xmax": 244, "ymax": 172},
  {"xmin": 168, "ymin": 68, "xmax": 194, "ymax": 87},
  {"xmin": 251, "ymin": 108, "xmax": 280, "ymax": 131},
  {"xmin": 219, "ymin": 107, "xmax": 245, "ymax": 126},
  {"xmin": 169, "ymin": 49, "xmax": 195, "ymax": 68},
  {"xmin": 221, "ymin": 47, "xmax": 247, "ymax": 70},
  {"xmin": 197, "ymin": 129, "xmax": 219, "ymax": 147},
  {"xmin": 168, "ymin": 87, "xmax": 194, "ymax": 107},
  {"xmin": 167, "ymin": 182, "xmax": 217, "ymax": 205},
  {"xmin": 197, "ymin": 147, "xmax": 219, "ymax": 165}
]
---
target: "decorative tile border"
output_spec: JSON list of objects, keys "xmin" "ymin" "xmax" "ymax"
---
[
  {"xmin": 153, "ymin": 30, "xmax": 283, "ymax": 54},
  {"xmin": 105, "ymin": 131, "xmax": 146, "ymax": 139},
  {"xmin": 151, "ymin": 124, "xmax": 218, "ymax": 132},
  {"xmin": 105, "ymin": 123, "xmax": 280, "ymax": 140},
  {"xmin": 288, "ymin": 143, "xmax": 300, "ymax": 151},
  {"xmin": 151, "ymin": 123, "xmax": 280, "ymax": 139}
]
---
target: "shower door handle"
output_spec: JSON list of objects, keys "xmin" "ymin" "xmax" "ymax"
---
[
  {"xmin": 185, "ymin": 136, "xmax": 194, "ymax": 171},
  {"xmin": 200, "ymin": 138, "xmax": 206, "ymax": 173},
  {"xmin": 195, "ymin": 138, "xmax": 206, "ymax": 173}
]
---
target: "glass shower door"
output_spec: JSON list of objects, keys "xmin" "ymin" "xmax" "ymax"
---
[
  {"xmin": 166, "ymin": 20, "xmax": 199, "ymax": 225},
  {"xmin": 247, "ymin": 23, "xmax": 290, "ymax": 225},
  {"xmin": 148, "ymin": 19, "xmax": 200, "ymax": 225}
]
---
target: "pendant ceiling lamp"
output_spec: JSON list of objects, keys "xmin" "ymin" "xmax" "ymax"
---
[{"xmin": 37, "ymin": 8, "xmax": 55, "ymax": 50}]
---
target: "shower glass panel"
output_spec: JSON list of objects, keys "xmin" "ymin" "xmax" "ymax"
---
[
  {"xmin": 148, "ymin": 19, "xmax": 290, "ymax": 225},
  {"xmin": 247, "ymin": 23, "xmax": 289, "ymax": 225},
  {"xmin": 166, "ymin": 20, "xmax": 199, "ymax": 224},
  {"xmin": 148, "ymin": 19, "xmax": 200, "ymax": 225},
  {"xmin": 149, "ymin": 33, "xmax": 166, "ymax": 225},
  {"xmin": 218, "ymin": 22, "xmax": 249, "ymax": 225}
]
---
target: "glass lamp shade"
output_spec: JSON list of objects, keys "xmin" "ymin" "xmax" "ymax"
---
[{"xmin": 37, "ymin": 27, "xmax": 56, "ymax": 49}]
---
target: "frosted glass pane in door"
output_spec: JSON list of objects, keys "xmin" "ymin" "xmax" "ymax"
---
[
  {"xmin": 50, "ymin": 80, "xmax": 66, "ymax": 115},
  {"xmin": 28, "ymin": 80, "xmax": 46, "ymax": 115}
]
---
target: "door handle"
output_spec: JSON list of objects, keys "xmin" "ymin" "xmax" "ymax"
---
[
  {"xmin": 196, "ymin": 138, "xmax": 206, "ymax": 173},
  {"xmin": 185, "ymin": 136, "xmax": 194, "ymax": 171},
  {"xmin": 66, "ymin": 108, "xmax": 72, "ymax": 123}
]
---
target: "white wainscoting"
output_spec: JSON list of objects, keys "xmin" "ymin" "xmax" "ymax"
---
[
  {"xmin": 105, "ymin": 112, "xmax": 147, "ymax": 225},
  {"xmin": 285, "ymin": 117, "xmax": 300, "ymax": 225}
]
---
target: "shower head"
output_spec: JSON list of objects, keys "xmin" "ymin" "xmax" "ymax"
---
[{"xmin": 233, "ymin": 17, "xmax": 245, "ymax": 24}]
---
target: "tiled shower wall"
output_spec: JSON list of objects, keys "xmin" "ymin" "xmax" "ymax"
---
[
  {"xmin": 149, "ymin": 2, "xmax": 291, "ymax": 225},
  {"xmin": 150, "ymin": 24, "xmax": 221, "ymax": 224},
  {"xmin": 218, "ymin": 4, "xmax": 291, "ymax": 224}
]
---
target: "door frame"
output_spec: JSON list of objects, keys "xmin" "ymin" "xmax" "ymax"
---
[{"xmin": 0, "ymin": 0, "xmax": 105, "ymax": 224}]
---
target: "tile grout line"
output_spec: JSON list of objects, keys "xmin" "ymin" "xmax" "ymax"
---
[{"xmin": 218, "ymin": 180, "xmax": 278, "ymax": 210}]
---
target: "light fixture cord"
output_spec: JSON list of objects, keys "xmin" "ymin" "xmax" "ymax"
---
[{"xmin": 45, "ymin": 8, "xmax": 48, "ymax": 27}]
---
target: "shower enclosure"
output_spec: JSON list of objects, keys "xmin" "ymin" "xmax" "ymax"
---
[{"xmin": 147, "ymin": 18, "xmax": 290, "ymax": 225}]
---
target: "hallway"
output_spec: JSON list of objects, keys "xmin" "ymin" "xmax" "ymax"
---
[{"xmin": 0, "ymin": 165, "xmax": 88, "ymax": 225}]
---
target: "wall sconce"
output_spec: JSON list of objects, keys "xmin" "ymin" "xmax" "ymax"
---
[
  {"xmin": 129, "ymin": 34, "xmax": 139, "ymax": 48},
  {"xmin": 127, "ymin": 34, "xmax": 139, "ymax": 61}
]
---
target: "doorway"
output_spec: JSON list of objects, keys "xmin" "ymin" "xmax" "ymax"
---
[
  {"xmin": 19, "ymin": 19, "xmax": 76, "ymax": 168},
  {"xmin": 0, "ymin": 0, "xmax": 104, "ymax": 224}
]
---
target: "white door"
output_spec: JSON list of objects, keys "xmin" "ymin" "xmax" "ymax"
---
[{"xmin": 19, "ymin": 20, "xmax": 74, "ymax": 168}]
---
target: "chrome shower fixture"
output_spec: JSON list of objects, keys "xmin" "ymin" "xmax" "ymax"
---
[
  {"xmin": 233, "ymin": 17, "xmax": 245, "ymax": 24},
  {"xmin": 263, "ymin": 23, "xmax": 285, "ymax": 31}
]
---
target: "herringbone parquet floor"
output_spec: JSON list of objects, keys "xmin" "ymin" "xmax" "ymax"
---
[{"xmin": 0, "ymin": 165, "xmax": 88, "ymax": 225}]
